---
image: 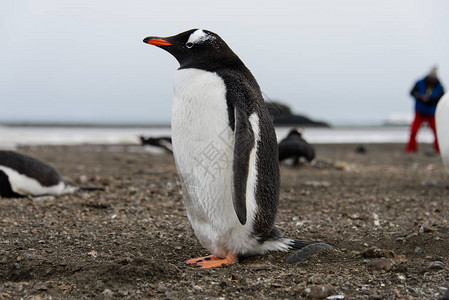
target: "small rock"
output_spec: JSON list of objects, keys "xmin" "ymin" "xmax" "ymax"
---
[
  {"xmin": 100, "ymin": 177, "xmax": 114, "ymax": 185},
  {"xmin": 441, "ymin": 288, "xmax": 449, "ymax": 300},
  {"xmin": 0, "ymin": 292, "xmax": 11, "ymax": 300},
  {"xmin": 76, "ymin": 175, "xmax": 89, "ymax": 184},
  {"xmin": 13, "ymin": 263, "xmax": 20, "ymax": 270},
  {"xmin": 302, "ymin": 285, "xmax": 335, "ymax": 299},
  {"xmin": 88, "ymin": 250, "xmax": 98, "ymax": 258},
  {"xmin": 303, "ymin": 181, "xmax": 331, "ymax": 187},
  {"xmin": 308, "ymin": 275, "xmax": 324, "ymax": 285},
  {"xmin": 157, "ymin": 282, "xmax": 167, "ymax": 293},
  {"xmin": 36, "ymin": 285, "xmax": 48, "ymax": 291},
  {"xmin": 393, "ymin": 289, "xmax": 414, "ymax": 300},
  {"xmin": 58, "ymin": 284, "xmax": 74, "ymax": 292},
  {"xmin": 286, "ymin": 243, "xmax": 333, "ymax": 263},
  {"xmin": 334, "ymin": 162, "xmax": 348, "ymax": 170},
  {"xmin": 367, "ymin": 259, "xmax": 394, "ymax": 271},
  {"xmin": 362, "ymin": 247, "xmax": 395, "ymax": 259},
  {"xmin": 372, "ymin": 213, "xmax": 380, "ymax": 226},
  {"xmin": 427, "ymin": 261, "xmax": 445, "ymax": 270},
  {"xmin": 326, "ymin": 295, "xmax": 345, "ymax": 300},
  {"xmin": 348, "ymin": 213, "xmax": 367, "ymax": 220},
  {"xmin": 394, "ymin": 263, "xmax": 408, "ymax": 273},
  {"xmin": 102, "ymin": 289, "xmax": 113, "ymax": 296},
  {"xmin": 422, "ymin": 180, "xmax": 438, "ymax": 186},
  {"xmin": 420, "ymin": 225, "xmax": 436, "ymax": 233},
  {"xmin": 414, "ymin": 247, "xmax": 423, "ymax": 254},
  {"xmin": 397, "ymin": 274, "xmax": 406, "ymax": 281}
]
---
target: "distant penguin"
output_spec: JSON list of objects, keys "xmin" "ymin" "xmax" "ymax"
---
[
  {"xmin": 143, "ymin": 29, "xmax": 313, "ymax": 268},
  {"xmin": 436, "ymin": 93, "xmax": 449, "ymax": 174},
  {"xmin": 278, "ymin": 129, "xmax": 315, "ymax": 166},
  {"xmin": 0, "ymin": 151, "xmax": 77, "ymax": 198},
  {"xmin": 355, "ymin": 145, "xmax": 367, "ymax": 154},
  {"xmin": 139, "ymin": 136, "xmax": 173, "ymax": 153}
]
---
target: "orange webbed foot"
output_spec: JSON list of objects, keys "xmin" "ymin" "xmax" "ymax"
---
[
  {"xmin": 185, "ymin": 252, "xmax": 238, "ymax": 268},
  {"xmin": 185, "ymin": 255, "xmax": 220, "ymax": 264}
]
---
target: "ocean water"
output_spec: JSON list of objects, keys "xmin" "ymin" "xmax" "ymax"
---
[{"xmin": 0, "ymin": 125, "xmax": 436, "ymax": 149}]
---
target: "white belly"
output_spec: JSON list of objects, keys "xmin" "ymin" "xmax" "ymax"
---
[
  {"xmin": 171, "ymin": 69, "xmax": 257, "ymax": 257},
  {"xmin": 436, "ymin": 93, "xmax": 449, "ymax": 174},
  {"xmin": 0, "ymin": 166, "xmax": 66, "ymax": 196}
]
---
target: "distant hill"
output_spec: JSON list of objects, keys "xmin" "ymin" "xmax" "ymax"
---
[
  {"xmin": 266, "ymin": 101, "xmax": 330, "ymax": 127},
  {"xmin": 382, "ymin": 113, "xmax": 413, "ymax": 126}
]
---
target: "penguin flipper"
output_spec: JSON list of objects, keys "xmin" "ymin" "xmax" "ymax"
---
[
  {"xmin": 0, "ymin": 170, "xmax": 24, "ymax": 198},
  {"xmin": 232, "ymin": 107, "xmax": 255, "ymax": 225}
]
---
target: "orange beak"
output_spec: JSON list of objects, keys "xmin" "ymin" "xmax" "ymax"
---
[{"xmin": 144, "ymin": 38, "xmax": 172, "ymax": 46}]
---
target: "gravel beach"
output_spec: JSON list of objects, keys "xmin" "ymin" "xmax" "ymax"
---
[{"xmin": 1, "ymin": 143, "xmax": 448, "ymax": 299}]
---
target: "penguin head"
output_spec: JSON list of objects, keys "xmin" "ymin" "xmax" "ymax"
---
[{"xmin": 143, "ymin": 29, "xmax": 241, "ymax": 70}]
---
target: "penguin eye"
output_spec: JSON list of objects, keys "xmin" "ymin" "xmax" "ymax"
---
[{"xmin": 186, "ymin": 42, "xmax": 194, "ymax": 49}]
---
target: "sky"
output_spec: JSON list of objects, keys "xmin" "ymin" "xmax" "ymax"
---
[{"xmin": 1, "ymin": 0, "xmax": 448, "ymax": 126}]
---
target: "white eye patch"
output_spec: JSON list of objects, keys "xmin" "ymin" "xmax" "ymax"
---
[{"xmin": 187, "ymin": 29, "xmax": 215, "ymax": 45}]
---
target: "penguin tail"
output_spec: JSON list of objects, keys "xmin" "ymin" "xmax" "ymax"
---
[
  {"xmin": 255, "ymin": 237, "xmax": 316, "ymax": 254},
  {"xmin": 256, "ymin": 227, "xmax": 316, "ymax": 253},
  {"xmin": 78, "ymin": 186, "xmax": 106, "ymax": 191},
  {"xmin": 63, "ymin": 179, "xmax": 105, "ymax": 193},
  {"xmin": 289, "ymin": 239, "xmax": 316, "ymax": 250}
]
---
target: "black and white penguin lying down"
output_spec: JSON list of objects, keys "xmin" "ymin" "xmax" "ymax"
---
[
  {"xmin": 278, "ymin": 129, "xmax": 315, "ymax": 166},
  {"xmin": 139, "ymin": 136, "xmax": 173, "ymax": 153},
  {"xmin": 0, "ymin": 150, "xmax": 77, "ymax": 198},
  {"xmin": 144, "ymin": 29, "xmax": 318, "ymax": 268}
]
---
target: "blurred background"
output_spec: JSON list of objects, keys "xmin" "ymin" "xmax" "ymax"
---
[{"xmin": 1, "ymin": 0, "xmax": 448, "ymax": 146}]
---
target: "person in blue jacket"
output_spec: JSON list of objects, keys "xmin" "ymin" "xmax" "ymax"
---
[{"xmin": 406, "ymin": 67, "xmax": 445, "ymax": 153}]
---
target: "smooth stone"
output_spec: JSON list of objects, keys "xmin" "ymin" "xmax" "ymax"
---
[
  {"xmin": 367, "ymin": 259, "xmax": 394, "ymax": 271},
  {"xmin": 427, "ymin": 261, "xmax": 445, "ymax": 270},
  {"xmin": 302, "ymin": 284, "xmax": 335, "ymax": 299}
]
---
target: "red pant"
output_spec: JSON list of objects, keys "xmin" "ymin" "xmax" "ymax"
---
[{"xmin": 406, "ymin": 112, "xmax": 440, "ymax": 152}]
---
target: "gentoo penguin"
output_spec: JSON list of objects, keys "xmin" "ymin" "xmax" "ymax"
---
[
  {"xmin": 0, "ymin": 150, "xmax": 77, "ymax": 198},
  {"xmin": 436, "ymin": 93, "xmax": 449, "ymax": 174},
  {"xmin": 139, "ymin": 136, "xmax": 173, "ymax": 153},
  {"xmin": 143, "ymin": 29, "xmax": 312, "ymax": 268},
  {"xmin": 355, "ymin": 145, "xmax": 367, "ymax": 154},
  {"xmin": 278, "ymin": 129, "xmax": 315, "ymax": 166}
]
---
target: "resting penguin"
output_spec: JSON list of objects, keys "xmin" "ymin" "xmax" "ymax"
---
[
  {"xmin": 436, "ymin": 93, "xmax": 449, "ymax": 174},
  {"xmin": 143, "ymin": 29, "xmax": 313, "ymax": 268},
  {"xmin": 139, "ymin": 136, "xmax": 173, "ymax": 153},
  {"xmin": 278, "ymin": 129, "xmax": 315, "ymax": 166},
  {"xmin": 0, "ymin": 150, "xmax": 77, "ymax": 198}
]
